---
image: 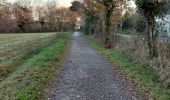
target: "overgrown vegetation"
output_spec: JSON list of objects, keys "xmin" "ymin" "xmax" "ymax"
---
[
  {"xmin": 135, "ymin": 0, "xmax": 167, "ymax": 58},
  {"xmin": 71, "ymin": 0, "xmax": 170, "ymax": 98},
  {"xmin": 0, "ymin": 33, "xmax": 70, "ymax": 99},
  {"xmin": 85, "ymin": 35, "xmax": 170, "ymax": 100}
]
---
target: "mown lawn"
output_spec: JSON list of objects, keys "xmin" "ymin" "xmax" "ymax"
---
[
  {"xmin": 85, "ymin": 35, "xmax": 170, "ymax": 100},
  {"xmin": 0, "ymin": 33, "xmax": 70, "ymax": 99}
]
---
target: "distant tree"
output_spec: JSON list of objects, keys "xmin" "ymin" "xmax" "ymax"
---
[
  {"xmin": 0, "ymin": 0, "xmax": 78, "ymax": 33},
  {"xmin": 122, "ymin": 12, "xmax": 132, "ymax": 29},
  {"xmin": 35, "ymin": 6, "xmax": 46, "ymax": 32},
  {"xmin": 0, "ymin": 0, "xmax": 5, "ymax": 16},
  {"xmin": 122, "ymin": 12, "xmax": 146, "ymax": 33},
  {"xmin": 0, "ymin": 6, "xmax": 3, "ymax": 16},
  {"xmin": 135, "ymin": 0, "xmax": 167, "ymax": 58},
  {"xmin": 45, "ymin": 0, "xmax": 78, "ymax": 32},
  {"xmin": 136, "ymin": 15, "xmax": 146, "ymax": 33},
  {"xmin": 97, "ymin": 0, "xmax": 117, "ymax": 48},
  {"xmin": 13, "ymin": 0, "xmax": 33, "ymax": 32},
  {"xmin": 70, "ymin": 0, "xmax": 126, "ymax": 46},
  {"xmin": 55, "ymin": 7, "xmax": 77, "ymax": 31},
  {"xmin": 83, "ymin": 8, "xmax": 100, "ymax": 35},
  {"xmin": 70, "ymin": 1, "xmax": 83, "ymax": 11},
  {"xmin": 70, "ymin": 0, "xmax": 100, "ymax": 35},
  {"xmin": 0, "ymin": 4, "xmax": 16, "ymax": 32},
  {"xmin": 13, "ymin": 3, "xmax": 33, "ymax": 32}
]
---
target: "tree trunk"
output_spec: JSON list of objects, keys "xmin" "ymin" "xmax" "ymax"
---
[
  {"xmin": 18, "ymin": 24, "xmax": 25, "ymax": 32},
  {"xmin": 146, "ymin": 16, "xmax": 159, "ymax": 59},
  {"xmin": 104, "ymin": 9, "xmax": 112, "ymax": 48}
]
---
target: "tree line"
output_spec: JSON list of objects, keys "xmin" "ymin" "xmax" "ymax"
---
[
  {"xmin": 70, "ymin": 0, "xmax": 168, "ymax": 59},
  {"xmin": 0, "ymin": 0, "xmax": 78, "ymax": 33},
  {"xmin": 70, "ymin": 0, "xmax": 170, "ymax": 89}
]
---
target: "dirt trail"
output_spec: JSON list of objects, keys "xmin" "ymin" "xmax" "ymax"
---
[{"xmin": 48, "ymin": 32, "xmax": 139, "ymax": 100}]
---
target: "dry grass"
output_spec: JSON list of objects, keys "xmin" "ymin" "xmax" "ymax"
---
[
  {"xmin": 0, "ymin": 33, "xmax": 70, "ymax": 99},
  {"xmin": 0, "ymin": 33, "xmax": 56, "ymax": 60},
  {"xmin": 86, "ymin": 34, "xmax": 170, "ymax": 99},
  {"xmin": 111, "ymin": 34, "xmax": 170, "ymax": 90},
  {"xmin": 0, "ymin": 33, "xmax": 57, "ymax": 82}
]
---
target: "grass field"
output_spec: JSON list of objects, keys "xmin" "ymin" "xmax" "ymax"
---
[
  {"xmin": 85, "ymin": 35, "xmax": 170, "ymax": 100},
  {"xmin": 0, "ymin": 33, "xmax": 56, "ymax": 61},
  {"xmin": 0, "ymin": 32, "xmax": 70, "ymax": 99}
]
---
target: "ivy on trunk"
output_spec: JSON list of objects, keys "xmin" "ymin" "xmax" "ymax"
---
[
  {"xmin": 135, "ymin": 0, "xmax": 167, "ymax": 59},
  {"xmin": 99, "ymin": 0, "xmax": 116, "ymax": 48}
]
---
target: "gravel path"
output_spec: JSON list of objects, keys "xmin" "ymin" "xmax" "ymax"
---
[{"xmin": 48, "ymin": 32, "xmax": 138, "ymax": 100}]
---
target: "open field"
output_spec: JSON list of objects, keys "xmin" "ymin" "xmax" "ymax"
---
[
  {"xmin": 0, "ymin": 33, "xmax": 56, "ymax": 61},
  {"xmin": 0, "ymin": 33, "xmax": 70, "ymax": 99},
  {"xmin": 0, "ymin": 33, "xmax": 57, "ymax": 81}
]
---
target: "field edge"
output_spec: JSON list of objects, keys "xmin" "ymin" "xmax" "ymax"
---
[{"xmin": 0, "ymin": 32, "xmax": 71, "ymax": 99}]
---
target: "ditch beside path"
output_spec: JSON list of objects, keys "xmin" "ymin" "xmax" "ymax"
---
[{"xmin": 48, "ymin": 32, "xmax": 140, "ymax": 100}]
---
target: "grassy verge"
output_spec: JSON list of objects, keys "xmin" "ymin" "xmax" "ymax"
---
[
  {"xmin": 0, "ymin": 33, "xmax": 70, "ymax": 99},
  {"xmin": 85, "ymin": 35, "xmax": 170, "ymax": 100}
]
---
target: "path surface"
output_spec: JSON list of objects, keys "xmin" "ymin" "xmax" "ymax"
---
[{"xmin": 48, "ymin": 32, "xmax": 138, "ymax": 100}]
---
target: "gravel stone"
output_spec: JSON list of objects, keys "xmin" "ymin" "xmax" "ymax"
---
[{"xmin": 48, "ymin": 32, "xmax": 138, "ymax": 100}]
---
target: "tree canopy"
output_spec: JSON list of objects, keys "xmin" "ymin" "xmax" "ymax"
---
[
  {"xmin": 135, "ymin": 0, "xmax": 167, "ymax": 58},
  {"xmin": 135, "ymin": 0, "xmax": 167, "ymax": 18}
]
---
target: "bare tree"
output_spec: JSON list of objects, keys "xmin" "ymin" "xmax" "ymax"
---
[{"xmin": 14, "ymin": 0, "xmax": 33, "ymax": 32}]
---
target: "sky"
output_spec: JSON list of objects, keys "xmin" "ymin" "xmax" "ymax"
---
[
  {"xmin": 7, "ymin": 0, "xmax": 73, "ymax": 7},
  {"xmin": 7, "ymin": 0, "xmax": 135, "ymax": 8},
  {"xmin": 58, "ymin": 0, "xmax": 73, "ymax": 7}
]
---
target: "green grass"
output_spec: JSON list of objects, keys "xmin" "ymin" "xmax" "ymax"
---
[
  {"xmin": 0, "ymin": 33, "xmax": 70, "ymax": 99},
  {"xmin": 0, "ymin": 33, "xmax": 58, "ymax": 82},
  {"xmin": 85, "ymin": 35, "xmax": 170, "ymax": 100}
]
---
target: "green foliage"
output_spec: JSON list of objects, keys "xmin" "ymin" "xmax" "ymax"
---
[
  {"xmin": 70, "ymin": 0, "xmax": 102, "ymax": 36},
  {"xmin": 135, "ymin": 0, "xmax": 167, "ymax": 18},
  {"xmin": 122, "ymin": 12, "xmax": 133, "ymax": 30},
  {"xmin": 0, "ymin": 2, "xmax": 4, "ymax": 16},
  {"xmin": 135, "ymin": 0, "xmax": 167, "ymax": 58},
  {"xmin": 85, "ymin": 35, "xmax": 170, "ymax": 100},
  {"xmin": 99, "ymin": 0, "xmax": 116, "ymax": 28},
  {"xmin": 99, "ymin": 0, "xmax": 116, "ymax": 9},
  {"xmin": 82, "ymin": 9, "xmax": 100, "ymax": 35},
  {"xmin": 122, "ymin": 12, "xmax": 146, "ymax": 33},
  {"xmin": 70, "ymin": 1, "xmax": 83, "ymax": 11},
  {"xmin": 136, "ymin": 16, "xmax": 146, "ymax": 33},
  {"xmin": 0, "ymin": 7, "xmax": 3, "ymax": 16}
]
